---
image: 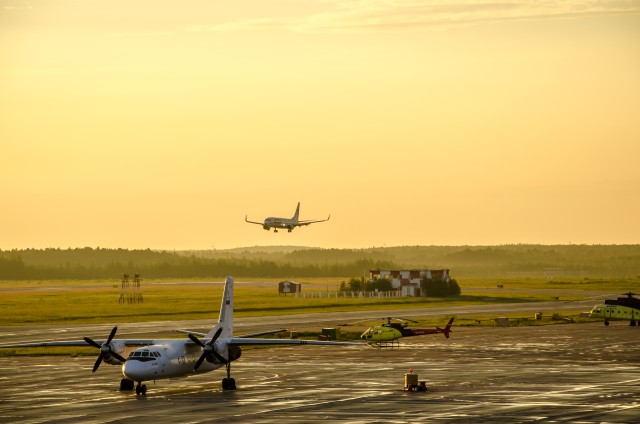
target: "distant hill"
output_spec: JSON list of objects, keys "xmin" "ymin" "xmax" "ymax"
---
[{"xmin": 1, "ymin": 245, "xmax": 639, "ymax": 280}]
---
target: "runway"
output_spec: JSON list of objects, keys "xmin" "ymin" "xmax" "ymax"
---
[{"xmin": 1, "ymin": 322, "xmax": 638, "ymax": 423}]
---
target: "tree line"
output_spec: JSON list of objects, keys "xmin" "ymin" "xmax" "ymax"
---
[{"xmin": 1, "ymin": 245, "xmax": 639, "ymax": 280}]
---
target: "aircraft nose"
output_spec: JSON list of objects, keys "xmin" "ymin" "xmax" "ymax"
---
[{"xmin": 123, "ymin": 360, "xmax": 145, "ymax": 381}]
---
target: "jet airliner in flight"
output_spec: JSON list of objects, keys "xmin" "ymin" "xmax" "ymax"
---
[{"xmin": 245, "ymin": 202, "xmax": 330, "ymax": 233}]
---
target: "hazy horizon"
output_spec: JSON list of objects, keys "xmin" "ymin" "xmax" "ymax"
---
[{"xmin": 2, "ymin": 1, "xmax": 639, "ymax": 251}]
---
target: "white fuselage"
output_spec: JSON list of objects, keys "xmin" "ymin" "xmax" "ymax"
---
[
  {"xmin": 263, "ymin": 217, "xmax": 297, "ymax": 230},
  {"xmin": 122, "ymin": 340, "xmax": 225, "ymax": 382}
]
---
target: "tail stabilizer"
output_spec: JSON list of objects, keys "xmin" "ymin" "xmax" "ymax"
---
[
  {"xmin": 292, "ymin": 202, "xmax": 300, "ymax": 221},
  {"xmin": 206, "ymin": 276, "xmax": 234, "ymax": 339},
  {"xmin": 437, "ymin": 318, "xmax": 455, "ymax": 339}
]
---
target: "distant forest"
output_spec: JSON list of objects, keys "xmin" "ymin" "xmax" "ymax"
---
[{"xmin": 1, "ymin": 245, "xmax": 639, "ymax": 280}]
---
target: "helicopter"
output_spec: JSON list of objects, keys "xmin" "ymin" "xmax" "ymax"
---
[
  {"xmin": 360, "ymin": 317, "xmax": 454, "ymax": 347},
  {"xmin": 590, "ymin": 292, "xmax": 640, "ymax": 326}
]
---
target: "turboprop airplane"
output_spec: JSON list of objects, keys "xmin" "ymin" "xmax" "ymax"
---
[
  {"xmin": 245, "ymin": 202, "xmax": 330, "ymax": 232},
  {"xmin": 360, "ymin": 317, "xmax": 455, "ymax": 347},
  {"xmin": 590, "ymin": 292, "xmax": 640, "ymax": 326},
  {"xmin": 0, "ymin": 276, "xmax": 362, "ymax": 395}
]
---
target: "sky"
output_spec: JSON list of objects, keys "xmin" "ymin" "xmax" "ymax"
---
[{"xmin": 1, "ymin": 0, "xmax": 639, "ymax": 250}]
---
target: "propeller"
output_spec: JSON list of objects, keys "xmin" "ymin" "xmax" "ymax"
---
[
  {"xmin": 188, "ymin": 327, "xmax": 227, "ymax": 371},
  {"xmin": 83, "ymin": 326, "xmax": 126, "ymax": 373}
]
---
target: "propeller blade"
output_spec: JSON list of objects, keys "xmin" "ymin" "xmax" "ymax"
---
[
  {"xmin": 105, "ymin": 326, "xmax": 118, "ymax": 345},
  {"xmin": 93, "ymin": 353, "xmax": 105, "ymax": 373},
  {"xmin": 110, "ymin": 351, "xmax": 126, "ymax": 363},
  {"xmin": 193, "ymin": 353, "xmax": 207, "ymax": 371},
  {"xmin": 188, "ymin": 333, "xmax": 206, "ymax": 348},
  {"xmin": 84, "ymin": 337, "xmax": 101, "ymax": 349},
  {"xmin": 212, "ymin": 351, "xmax": 227, "ymax": 365},
  {"xmin": 210, "ymin": 327, "xmax": 223, "ymax": 344}
]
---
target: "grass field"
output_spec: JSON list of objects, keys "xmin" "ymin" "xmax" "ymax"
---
[
  {"xmin": 1, "ymin": 276, "xmax": 635, "ymax": 326},
  {"xmin": 2, "ymin": 276, "xmax": 633, "ymax": 357}
]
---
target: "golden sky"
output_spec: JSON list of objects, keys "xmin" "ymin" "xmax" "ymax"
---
[{"xmin": 1, "ymin": 1, "xmax": 639, "ymax": 250}]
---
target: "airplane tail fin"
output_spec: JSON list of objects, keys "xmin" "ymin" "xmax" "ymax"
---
[
  {"xmin": 437, "ymin": 318, "xmax": 454, "ymax": 339},
  {"xmin": 292, "ymin": 202, "xmax": 300, "ymax": 221},
  {"xmin": 206, "ymin": 276, "xmax": 234, "ymax": 339}
]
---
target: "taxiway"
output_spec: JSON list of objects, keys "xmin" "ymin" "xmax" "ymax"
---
[{"xmin": 1, "ymin": 322, "xmax": 638, "ymax": 423}]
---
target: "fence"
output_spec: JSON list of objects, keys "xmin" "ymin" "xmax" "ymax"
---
[{"xmin": 295, "ymin": 290, "xmax": 403, "ymax": 299}]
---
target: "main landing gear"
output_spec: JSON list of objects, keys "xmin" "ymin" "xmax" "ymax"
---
[
  {"xmin": 119, "ymin": 378, "xmax": 146, "ymax": 396},
  {"xmin": 120, "ymin": 378, "xmax": 135, "ymax": 391},
  {"xmin": 135, "ymin": 382, "xmax": 147, "ymax": 396},
  {"xmin": 222, "ymin": 362, "xmax": 236, "ymax": 390}
]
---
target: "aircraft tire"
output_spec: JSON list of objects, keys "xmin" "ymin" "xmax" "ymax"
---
[
  {"xmin": 604, "ymin": 320, "xmax": 609, "ymax": 326},
  {"xmin": 222, "ymin": 378, "xmax": 237, "ymax": 390},
  {"xmin": 120, "ymin": 379, "xmax": 134, "ymax": 391}
]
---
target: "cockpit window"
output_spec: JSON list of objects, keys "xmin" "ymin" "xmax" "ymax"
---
[{"xmin": 128, "ymin": 349, "xmax": 161, "ymax": 360}]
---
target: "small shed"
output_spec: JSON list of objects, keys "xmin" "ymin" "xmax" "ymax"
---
[{"xmin": 279, "ymin": 280, "xmax": 301, "ymax": 296}]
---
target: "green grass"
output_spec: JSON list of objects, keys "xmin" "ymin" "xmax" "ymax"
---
[
  {"xmin": 1, "ymin": 275, "xmax": 630, "ymax": 327},
  {"xmin": 0, "ymin": 282, "xmax": 595, "ymax": 326},
  {"xmin": 2, "ymin": 276, "xmax": 621, "ymax": 357}
]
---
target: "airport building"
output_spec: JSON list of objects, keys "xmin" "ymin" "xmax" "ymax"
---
[{"xmin": 369, "ymin": 269, "xmax": 450, "ymax": 297}]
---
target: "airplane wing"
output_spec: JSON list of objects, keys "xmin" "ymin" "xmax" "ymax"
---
[
  {"xmin": 228, "ymin": 337, "xmax": 363, "ymax": 346},
  {"xmin": 245, "ymin": 215, "xmax": 264, "ymax": 225},
  {"xmin": 235, "ymin": 329, "xmax": 288, "ymax": 338},
  {"xmin": 297, "ymin": 214, "xmax": 330, "ymax": 226},
  {"xmin": 0, "ymin": 339, "xmax": 157, "ymax": 349},
  {"xmin": 177, "ymin": 329, "xmax": 287, "ymax": 338}
]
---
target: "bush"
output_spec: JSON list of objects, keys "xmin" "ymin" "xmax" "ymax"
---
[{"xmin": 421, "ymin": 278, "xmax": 461, "ymax": 297}]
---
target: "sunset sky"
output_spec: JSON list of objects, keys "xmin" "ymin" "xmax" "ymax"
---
[{"xmin": 1, "ymin": 1, "xmax": 639, "ymax": 250}]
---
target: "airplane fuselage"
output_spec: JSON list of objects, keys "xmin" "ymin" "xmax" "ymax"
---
[
  {"xmin": 120, "ymin": 340, "xmax": 230, "ymax": 382},
  {"xmin": 263, "ymin": 217, "xmax": 296, "ymax": 231}
]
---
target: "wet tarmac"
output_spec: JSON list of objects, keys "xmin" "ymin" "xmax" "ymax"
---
[{"xmin": 1, "ymin": 322, "xmax": 638, "ymax": 423}]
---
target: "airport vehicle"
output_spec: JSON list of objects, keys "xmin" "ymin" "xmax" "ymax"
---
[
  {"xmin": 360, "ymin": 317, "xmax": 454, "ymax": 347},
  {"xmin": 0, "ymin": 277, "xmax": 362, "ymax": 395},
  {"xmin": 245, "ymin": 202, "xmax": 330, "ymax": 232},
  {"xmin": 590, "ymin": 292, "xmax": 640, "ymax": 326}
]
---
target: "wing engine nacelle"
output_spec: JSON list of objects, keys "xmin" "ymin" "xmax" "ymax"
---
[
  {"xmin": 228, "ymin": 345, "xmax": 241, "ymax": 362},
  {"xmin": 103, "ymin": 340, "xmax": 127, "ymax": 365}
]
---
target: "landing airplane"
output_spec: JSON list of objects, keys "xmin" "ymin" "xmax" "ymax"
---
[
  {"xmin": 360, "ymin": 317, "xmax": 455, "ymax": 347},
  {"xmin": 0, "ymin": 276, "xmax": 362, "ymax": 395},
  {"xmin": 245, "ymin": 202, "xmax": 330, "ymax": 233},
  {"xmin": 590, "ymin": 292, "xmax": 640, "ymax": 326}
]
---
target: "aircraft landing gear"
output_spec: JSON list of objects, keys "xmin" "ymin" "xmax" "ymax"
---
[
  {"xmin": 274, "ymin": 229, "xmax": 278, "ymax": 233},
  {"xmin": 604, "ymin": 320, "xmax": 610, "ymax": 326},
  {"xmin": 135, "ymin": 382, "xmax": 147, "ymax": 396},
  {"xmin": 120, "ymin": 378, "xmax": 134, "ymax": 391},
  {"xmin": 222, "ymin": 362, "xmax": 236, "ymax": 390},
  {"xmin": 630, "ymin": 320, "xmax": 636, "ymax": 326}
]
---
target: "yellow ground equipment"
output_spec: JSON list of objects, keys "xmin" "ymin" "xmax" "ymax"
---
[{"xmin": 404, "ymin": 371, "xmax": 427, "ymax": 392}]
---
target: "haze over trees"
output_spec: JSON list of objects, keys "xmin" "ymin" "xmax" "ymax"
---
[{"xmin": 1, "ymin": 245, "xmax": 639, "ymax": 280}]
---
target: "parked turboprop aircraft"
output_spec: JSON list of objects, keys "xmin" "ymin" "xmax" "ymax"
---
[
  {"xmin": 0, "ymin": 277, "xmax": 361, "ymax": 395},
  {"xmin": 590, "ymin": 292, "xmax": 640, "ymax": 326},
  {"xmin": 245, "ymin": 202, "xmax": 330, "ymax": 232}
]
